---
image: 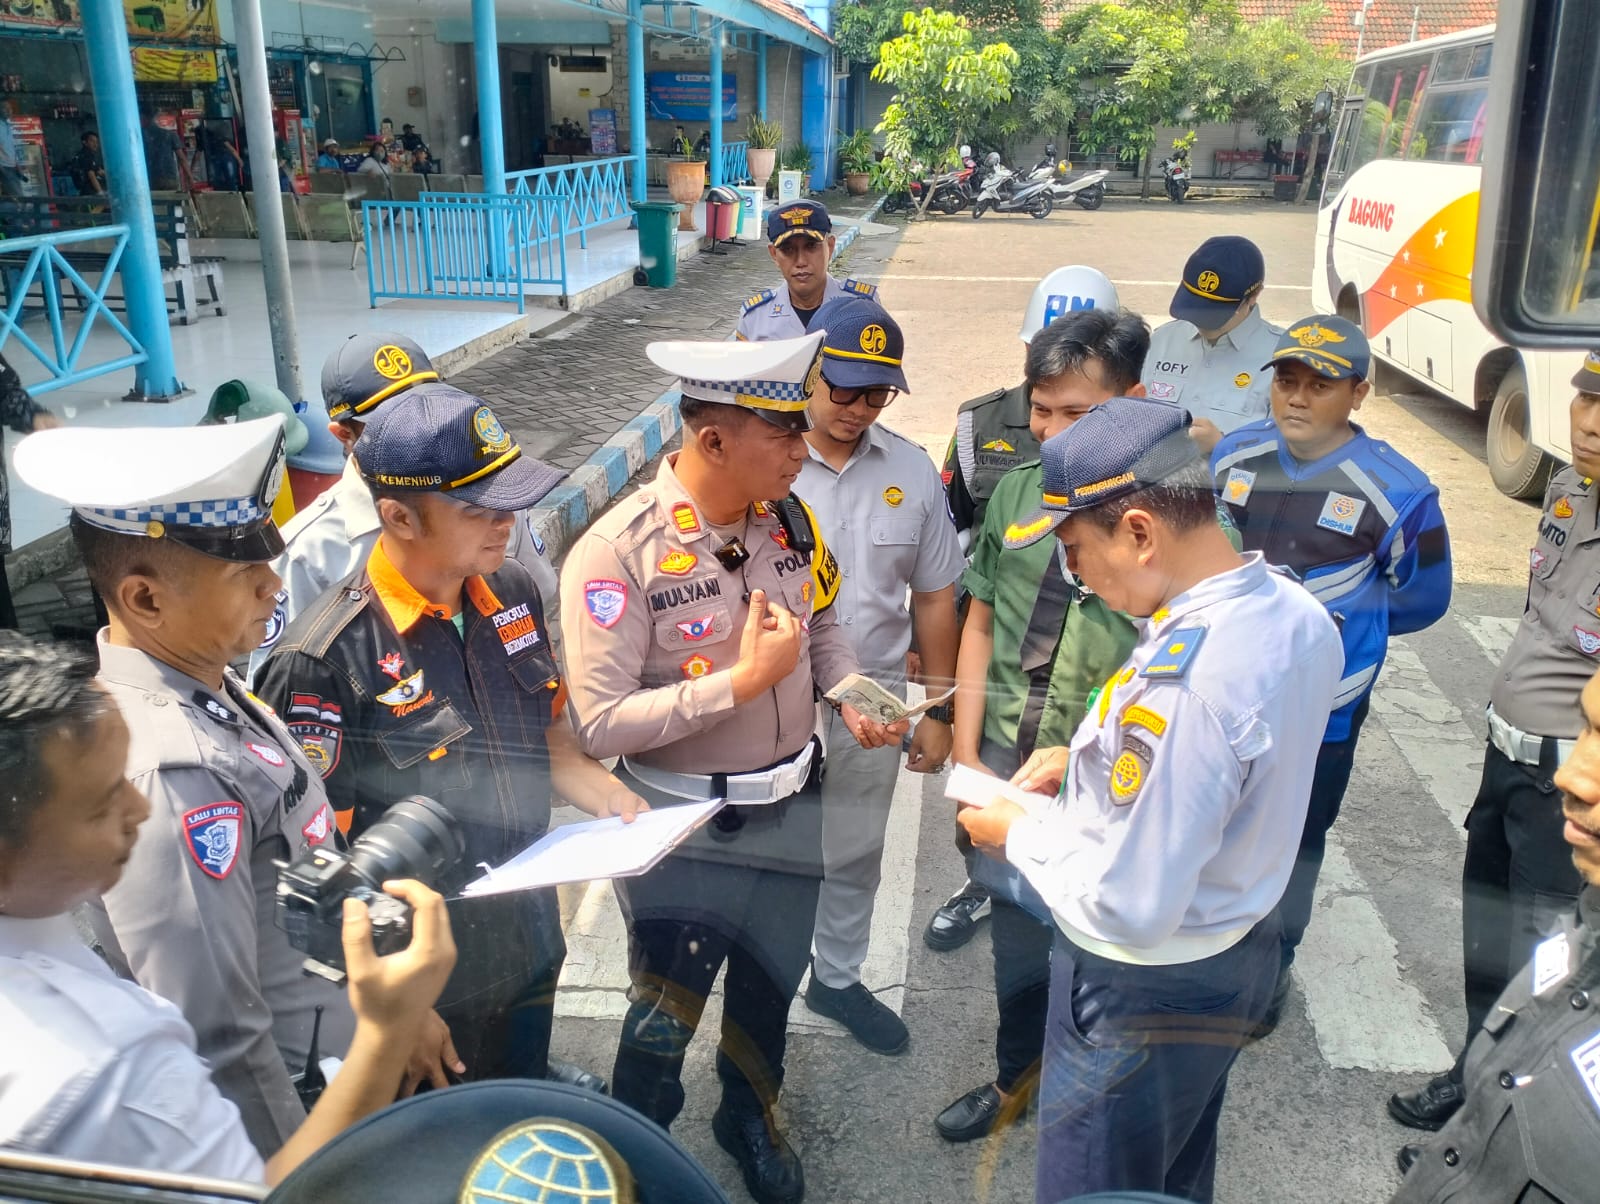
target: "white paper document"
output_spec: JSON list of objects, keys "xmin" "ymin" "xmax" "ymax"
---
[
  {"xmin": 944, "ymin": 763, "xmax": 1055, "ymax": 815},
  {"xmin": 458, "ymin": 799, "xmax": 725, "ymax": 898},
  {"xmin": 823, "ymin": 673, "xmax": 957, "ymax": 725}
]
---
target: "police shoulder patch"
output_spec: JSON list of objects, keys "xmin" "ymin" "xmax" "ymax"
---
[
  {"xmin": 1141, "ymin": 626, "xmax": 1206, "ymax": 678},
  {"xmin": 183, "ymin": 802, "xmax": 244, "ymax": 879},
  {"xmin": 844, "ymin": 278, "xmax": 875, "ymax": 296},
  {"xmin": 1109, "ymin": 732, "xmax": 1153, "ymax": 806}
]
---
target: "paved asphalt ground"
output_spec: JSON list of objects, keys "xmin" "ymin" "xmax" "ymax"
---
[{"xmin": 543, "ymin": 197, "xmax": 1541, "ymax": 1203}]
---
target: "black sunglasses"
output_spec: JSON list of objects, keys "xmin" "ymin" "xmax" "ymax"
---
[{"xmin": 823, "ymin": 375, "xmax": 899, "ymax": 410}]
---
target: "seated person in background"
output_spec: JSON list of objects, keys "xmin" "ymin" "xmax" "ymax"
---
[
  {"xmin": 411, "ymin": 145, "xmax": 438, "ymax": 176},
  {"xmin": 315, "ymin": 138, "xmax": 342, "ymax": 171},
  {"xmin": 357, "ymin": 140, "xmax": 390, "ymax": 177},
  {"xmin": 67, "ymin": 130, "xmax": 104, "ymax": 196},
  {"xmin": 0, "ymin": 631, "xmax": 457, "ymax": 1186}
]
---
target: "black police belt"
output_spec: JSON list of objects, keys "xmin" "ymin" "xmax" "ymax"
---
[{"xmin": 622, "ymin": 741, "xmax": 816, "ymax": 806}]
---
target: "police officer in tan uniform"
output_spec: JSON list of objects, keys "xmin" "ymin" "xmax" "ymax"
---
[{"xmin": 560, "ymin": 331, "xmax": 905, "ymax": 1204}]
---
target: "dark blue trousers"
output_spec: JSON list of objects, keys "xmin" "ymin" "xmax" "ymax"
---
[{"xmin": 1035, "ymin": 914, "xmax": 1280, "ymax": 1204}]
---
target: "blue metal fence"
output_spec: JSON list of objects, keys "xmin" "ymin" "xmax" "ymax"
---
[
  {"xmin": 362, "ymin": 193, "xmax": 568, "ymax": 312},
  {"xmin": 719, "ymin": 140, "xmax": 750, "ymax": 185},
  {"xmin": 507, "ymin": 157, "xmax": 633, "ymax": 249},
  {"xmin": 0, "ymin": 225, "xmax": 148, "ymax": 395}
]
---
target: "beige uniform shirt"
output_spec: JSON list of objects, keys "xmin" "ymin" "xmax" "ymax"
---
[
  {"xmin": 1142, "ymin": 309, "xmax": 1284, "ymax": 435},
  {"xmin": 1490, "ymin": 468, "xmax": 1600, "ymax": 738},
  {"xmin": 560, "ymin": 455, "xmax": 857, "ymax": 774},
  {"xmin": 88, "ymin": 637, "xmax": 355, "ymax": 1157}
]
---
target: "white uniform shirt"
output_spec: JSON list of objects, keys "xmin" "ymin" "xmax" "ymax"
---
[
  {"xmin": 1142, "ymin": 309, "xmax": 1284, "ymax": 435},
  {"xmin": 0, "ymin": 915, "xmax": 264, "ymax": 1180},
  {"xmin": 1007, "ymin": 553, "xmax": 1341, "ymax": 965},
  {"xmin": 735, "ymin": 274, "xmax": 877, "ymax": 342},
  {"xmin": 795, "ymin": 423, "xmax": 964, "ymax": 673}
]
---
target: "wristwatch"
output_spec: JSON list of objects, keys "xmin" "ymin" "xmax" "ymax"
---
[{"xmin": 923, "ymin": 702, "xmax": 954, "ymax": 724}]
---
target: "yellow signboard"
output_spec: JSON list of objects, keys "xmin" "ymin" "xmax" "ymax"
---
[
  {"xmin": 124, "ymin": 0, "xmax": 220, "ymax": 44},
  {"xmin": 131, "ymin": 47, "xmax": 217, "ymax": 83}
]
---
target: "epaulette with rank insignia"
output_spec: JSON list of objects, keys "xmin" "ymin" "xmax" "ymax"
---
[
  {"xmin": 842, "ymin": 278, "xmax": 876, "ymax": 298},
  {"xmin": 1141, "ymin": 626, "xmax": 1206, "ymax": 678},
  {"xmin": 742, "ymin": 288, "xmax": 776, "ymax": 315}
]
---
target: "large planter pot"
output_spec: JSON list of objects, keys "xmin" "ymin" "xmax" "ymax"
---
[
  {"xmin": 747, "ymin": 147, "xmax": 777, "ymax": 192},
  {"xmin": 844, "ymin": 170, "xmax": 871, "ymax": 197},
  {"xmin": 666, "ymin": 159, "xmax": 706, "ymax": 231}
]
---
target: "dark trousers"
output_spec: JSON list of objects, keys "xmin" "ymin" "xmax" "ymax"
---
[
  {"xmin": 610, "ymin": 779, "xmax": 823, "ymax": 1128},
  {"xmin": 1035, "ymin": 913, "xmax": 1281, "ymax": 1204},
  {"xmin": 1453, "ymin": 740, "xmax": 1584, "ymax": 1078},
  {"xmin": 1278, "ymin": 698, "xmax": 1371, "ymax": 969},
  {"xmin": 993, "ymin": 897, "xmax": 1053, "ymax": 1094}
]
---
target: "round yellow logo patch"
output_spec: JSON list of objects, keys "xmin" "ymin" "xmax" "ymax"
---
[
  {"xmin": 472, "ymin": 406, "xmax": 512, "ymax": 456},
  {"xmin": 883, "ymin": 485, "xmax": 904, "ymax": 507},
  {"xmin": 372, "ymin": 344, "xmax": 412, "ymax": 380},
  {"xmin": 1110, "ymin": 751, "xmax": 1143, "ymax": 803},
  {"xmin": 1234, "ymin": 372, "xmax": 1251, "ymax": 388},
  {"xmin": 1554, "ymin": 497, "xmax": 1575, "ymax": 520},
  {"xmin": 1196, "ymin": 270, "xmax": 1221, "ymax": 295},
  {"xmin": 860, "ymin": 324, "xmax": 888, "ymax": 355}
]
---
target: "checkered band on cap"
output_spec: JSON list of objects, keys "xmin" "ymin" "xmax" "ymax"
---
[
  {"xmin": 81, "ymin": 495, "xmax": 267, "ymax": 535},
  {"xmin": 681, "ymin": 375, "xmax": 810, "ymax": 403}
]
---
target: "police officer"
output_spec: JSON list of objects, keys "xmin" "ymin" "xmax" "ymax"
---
[
  {"xmin": 793, "ymin": 297, "xmax": 963, "ymax": 1056},
  {"xmin": 559, "ymin": 331, "xmax": 903, "ymax": 1204},
  {"xmin": 925, "ymin": 265, "xmax": 1121, "ymax": 953},
  {"xmin": 1142, "ymin": 235, "xmax": 1284, "ymax": 455},
  {"xmin": 256, "ymin": 386, "xmax": 641, "ymax": 1085},
  {"xmin": 959, "ymin": 397, "xmax": 1342, "ymax": 1203},
  {"xmin": 11, "ymin": 417, "xmax": 430, "ymax": 1156},
  {"xmin": 254, "ymin": 333, "xmax": 564, "ymax": 679},
  {"xmin": 735, "ymin": 200, "xmax": 877, "ymax": 342},
  {"xmin": 1387, "ymin": 353, "xmax": 1600, "ymax": 1133},
  {"xmin": 1391, "ymin": 663, "xmax": 1600, "ymax": 1201}
]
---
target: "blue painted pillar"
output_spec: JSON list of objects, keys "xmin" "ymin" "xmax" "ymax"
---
[
  {"xmin": 472, "ymin": 0, "xmax": 505, "ymax": 195},
  {"xmin": 802, "ymin": 50, "xmax": 830, "ymax": 190},
  {"xmin": 708, "ymin": 19, "xmax": 724, "ymax": 188},
  {"xmin": 756, "ymin": 34, "xmax": 768, "ymax": 120},
  {"xmin": 80, "ymin": 0, "xmax": 181, "ymax": 399},
  {"xmin": 628, "ymin": 0, "xmax": 646, "ymax": 203}
]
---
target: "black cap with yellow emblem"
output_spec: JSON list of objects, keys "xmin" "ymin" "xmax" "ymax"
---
[
  {"xmin": 1169, "ymin": 235, "xmax": 1265, "ymax": 328},
  {"xmin": 647, "ymin": 331, "xmax": 825, "ymax": 433},
  {"xmin": 1264, "ymin": 314, "xmax": 1371, "ymax": 380},
  {"xmin": 322, "ymin": 333, "xmax": 440, "ymax": 422},
  {"xmin": 766, "ymin": 199, "xmax": 832, "ymax": 247},
  {"xmin": 1572, "ymin": 350, "xmax": 1600, "ymax": 395},
  {"xmin": 813, "ymin": 296, "xmax": 909, "ymax": 391}
]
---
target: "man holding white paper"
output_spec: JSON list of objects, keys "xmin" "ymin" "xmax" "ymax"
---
[
  {"xmin": 959, "ymin": 396, "xmax": 1341, "ymax": 1203},
  {"xmin": 790, "ymin": 297, "xmax": 963, "ymax": 1057}
]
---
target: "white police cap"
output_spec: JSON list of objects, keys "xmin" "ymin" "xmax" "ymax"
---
[
  {"xmin": 1019, "ymin": 266, "xmax": 1120, "ymax": 344},
  {"xmin": 647, "ymin": 330, "xmax": 825, "ymax": 433},
  {"xmin": 15, "ymin": 415, "xmax": 289, "ymax": 562}
]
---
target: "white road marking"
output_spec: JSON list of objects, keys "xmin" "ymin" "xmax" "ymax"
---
[
  {"xmin": 876, "ymin": 275, "xmax": 1312, "ymax": 289},
  {"xmin": 1458, "ymin": 614, "xmax": 1518, "ymax": 665},
  {"xmin": 1369, "ymin": 639, "xmax": 1481, "ymax": 834},
  {"xmin": 1294, "ymin": 840, "xmax": 1453, "ymax": 1072}
]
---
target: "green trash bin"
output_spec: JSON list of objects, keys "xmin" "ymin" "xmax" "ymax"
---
[{"xmin": 631, "ymin": 200, "xmax": 683, "ymax": 288}]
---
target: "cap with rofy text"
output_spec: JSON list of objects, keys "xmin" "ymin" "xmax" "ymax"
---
[
  {"xmin": 322, "ymin": 332, "xmax": 440, "ymax": 422},
  {"xmin": 1168, "ymin": 235, "xmax": 1265, "ymax": 329},
  {"xmin": 766, "ymin": 199, "xmax": 832, "ymax": 247},
  {"xmin": 648, "ymin": 331, "xmax": 825, "ymax": 433},
  {"xmin": 1003, "ymin": 396, "xmax": 1198, "ymax": 548}
]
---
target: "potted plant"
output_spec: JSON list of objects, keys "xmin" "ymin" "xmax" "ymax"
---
[
  {"xmin": 746, "ymin": 112, "xmax": 782, "ymax": 193},
  {"xmin": 666, "ymin": 132, "xmax": 706, "ymax": 232},
  {"xmin": 777, "ymin": 141, "xmax": 814, "ymax": 198},
  {"xmin": 838, "ymin": 129, "xmax": 876, "ymax": 196}
]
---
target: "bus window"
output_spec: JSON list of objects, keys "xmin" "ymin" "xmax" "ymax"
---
[
  {"xmin": 1385, "ymin": 62, "xmax": 1430, "ymax": 157},
  {"xmin": 1433, "ymin": 45, "xmax": 1472, "ymax": 84},
  {"xmin": 1466, "ymin": 41, "xmax": 1493, "ymax": 80},
  {"xmin": 1406, "ymin": 85, "xmax": 1490, "ymax": 163},
  {"xmin": 1321, "ymin": 104, "xmax": 1364, "ymax": 203},
  {"xmin": 1347, "ymin": 58, "xmax": 1432, "ymax": 171}
]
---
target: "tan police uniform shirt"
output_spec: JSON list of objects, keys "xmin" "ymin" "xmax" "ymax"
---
[
  {"xmin": 88, "ymin": 636, "xmax": 355, "ymax": 1157},
  {"xmin": 559, "ymin": 454, "xmax": 857, "ymax": 774},
  {"xmin": 1490, "ymin": 467, "xmax": 1600, "ymax": 739}
]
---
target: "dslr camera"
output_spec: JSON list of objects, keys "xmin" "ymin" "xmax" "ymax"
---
[{"xmin": 276, "ymin": 795, "xmax": 463, "ymax": 982}]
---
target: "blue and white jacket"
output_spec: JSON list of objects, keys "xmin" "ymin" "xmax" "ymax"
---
[{"xmin": 1211, "ymin": 420, "xmax": 1452, "ymax": 742}]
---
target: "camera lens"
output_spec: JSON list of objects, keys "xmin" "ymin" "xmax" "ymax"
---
[{"xmin": 344, "ymin": 795, "xmax": 464, "ymax": 893}]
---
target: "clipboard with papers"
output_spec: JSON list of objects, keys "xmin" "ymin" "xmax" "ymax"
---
[{"xmin": 458, "ymin": 799, "xmax": 725, "ymax": 898}]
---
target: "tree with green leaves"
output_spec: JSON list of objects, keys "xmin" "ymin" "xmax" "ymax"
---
[{"xmin": 871, "ymin": 7, "xmax": 1019, "ymax": 214}]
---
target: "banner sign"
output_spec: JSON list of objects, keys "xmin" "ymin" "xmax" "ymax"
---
[
  {"xmin": 646, "ymin": 72, "xmax": 736, "ymax": 122},
  {"xmin": 588, "ymin": 108, "xmax": 618, "ymax": 156},
  {"xmin": 125, "ymin": 0, "xmax": 219, "ymax": 43},
  {"xmin": 0, "ymin": 0, "xmax": 80, "ymax": 32}
]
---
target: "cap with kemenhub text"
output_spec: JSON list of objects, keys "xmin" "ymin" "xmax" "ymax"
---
[
  {"xmin": 322, "ymin": 333, "xmax": 440, "ymax": 422},
  {"xmin": 356, "ymin": 384, "xmax": 565, "ymax": 512},
  {"xmin": 1169, "ymin": 235, "xmax": 1265, "ymax": 329},
  {"xmin": 766, "ymin": 199, "xmax": 832, "ymax": 247},
  {"xmin": 1003, "ymin": 396, "xmax": 1198, "ymax": 548}
]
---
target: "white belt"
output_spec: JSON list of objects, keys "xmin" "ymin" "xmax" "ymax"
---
[
  {"xmin": 622, "ymin": 742, "xmax": 816, "ymax": 806},
  {"xmin": 1486, "ymin": 705, "xmax": 1574, "ymax": 768}
]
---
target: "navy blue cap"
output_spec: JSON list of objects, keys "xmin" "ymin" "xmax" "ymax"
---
[
  {"xmin": 322, "ymin": 333, "xmax": 439, "ymax": 422},
  {"xmin": 767, "ymin": 199, "xmax": 831, "ymax": 246},
  {"xmin": 812, "ymin": 297, "xmax": 909, "ymax": 392},
  {"xmin": 355, "ymin": 384, "xmax": 565, "ymax": 511},
  {"xmin": 1003, "ymin": 397, "xmax": 1198, "ymax": 548},
  {"xmin": 1265, "ymin": 315, "xmax": 1372, "ymax": 380},
  {"xmin": 1169, "ymin": 236, "xmax": 1265, "ymax": 329}
]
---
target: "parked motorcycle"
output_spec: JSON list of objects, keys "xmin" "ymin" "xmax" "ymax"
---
[
  {"xmin": 971, "ymin": 153, "xmax": 1055, "ymax": 219},
  {"xmin": 1024, "ymin": 145, "xmax": 1108, "ymax": 211},
  {"xmin": 1160, "ymin": 150, "xmax": 1190, "ymax": 203},
  {"xmin": 881, "ymin": 147, "xmax": 977, "ymax": 215}
]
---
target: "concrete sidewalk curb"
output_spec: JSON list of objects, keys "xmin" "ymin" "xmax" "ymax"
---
[{"xmin": 526, "ymin": 192, "xmax": 889, "ymax": 559}]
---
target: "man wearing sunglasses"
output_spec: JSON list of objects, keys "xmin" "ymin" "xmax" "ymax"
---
[{"xmin": 793, "ymin": 297, "xmax": 964, "ymax": 1055}]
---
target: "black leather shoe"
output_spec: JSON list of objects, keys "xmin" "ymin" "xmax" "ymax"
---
[
  {"xmin": 924, "ymin": 885, "xmax": 992, "ymax": 952},
  {"xmin": 546, "ymin": 1059, "xmax": 609, "ymax": 1095},
  {"xmin": 804, "ymin": 974, "xmax": 909, "ymax": 1055},
  {"xmin": 1248, "ymin": 964, "xmax": 1293, "ymax": 1042},
  {"xmin": 1397, "ymin": 1144, "xmax": 1424, "ymax": 1175},
  {"xmin": 712, "ymin": 1105, "xmax": 804, "ymax": 1203},
  {"xmin": 934, "ymin": 1082, "xmax": 1030, "ymax": 1143},
  {"xmin": 1388, "ymin": 1074, "xmax": 1465, "ymax": 1131}
]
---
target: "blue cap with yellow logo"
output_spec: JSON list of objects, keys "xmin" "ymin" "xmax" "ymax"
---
[
  {"xmin": 1572, "ymin": 350, "xmax": 1600, "ymax": 394},
  {"xmin": 1003, "ymin": 396, "xmax": 1198, "ymax": 548},
  {"xmin": 1264, "ymin": 314, "xmax": 1371, "ymax": 381},
  {"xmin": 766, "ymin": 199, "xmax": 832, "ymax": 247},
  {"xmin": 355, "ymin": 384, "xmax": 565, "ymax": 511},
  {"xmin": 813, "ymin": 297, "xmax": 909, "ymax": 392},
  {"xmin": 322, "ymin": 333, "xmax": 440, "ymax": 422},
  {"xmin": 1169, "ymin": 235, "xmax": 1265, "ymax": 329}
]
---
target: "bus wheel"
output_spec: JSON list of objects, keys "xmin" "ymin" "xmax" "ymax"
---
[{"xmin": 1487, "ymin": 363, "xmax": 1554, "ymax": 499}]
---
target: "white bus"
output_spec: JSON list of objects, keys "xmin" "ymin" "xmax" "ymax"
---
[{"xmin": 1312, "ymin": 24, "xmax": 1587, "ymax": 498}]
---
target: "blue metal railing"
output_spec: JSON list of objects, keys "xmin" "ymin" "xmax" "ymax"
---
[
  {"xmin": 362, "ymin": 193, "xmax": 568, "ymax": 311},
  {"xmin": 0, "ymin": 225, "xmax": 148, "ymax": 394},
  {"xmin": 507, "ymin": 157, "xmax": 633, "ymax": 249},
  {"xmin": 719, "ymin": 140, "xmax": 750, "ymax": 185}
]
